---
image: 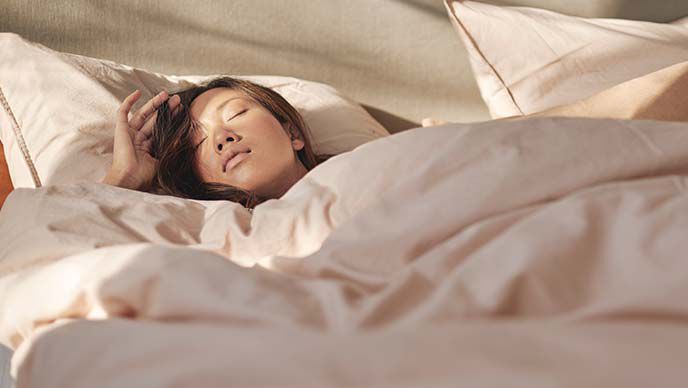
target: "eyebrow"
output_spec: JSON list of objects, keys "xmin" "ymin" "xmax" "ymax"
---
[{"xmin": 215, "ymin": 97, "xmax": 244, "ymax": 114}]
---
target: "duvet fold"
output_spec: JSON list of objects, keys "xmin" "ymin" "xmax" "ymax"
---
[{"xmin": 1, "ymin": 117, "xmax": 688, "ymax": 387}]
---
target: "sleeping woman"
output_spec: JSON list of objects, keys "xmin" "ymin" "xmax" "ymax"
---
[{"xmin": 101, "ymin": 76, "xmax": 446, "ymax": 209}]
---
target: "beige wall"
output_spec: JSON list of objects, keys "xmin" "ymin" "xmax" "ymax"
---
[{"xmin": 2, "ymin": 0, "xmax": 687, "ymax": 132}]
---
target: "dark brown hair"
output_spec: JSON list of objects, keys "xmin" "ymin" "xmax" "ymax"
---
[{"xmin": 150, "ymin": 76, "xmax": 332, "ymax": 209}]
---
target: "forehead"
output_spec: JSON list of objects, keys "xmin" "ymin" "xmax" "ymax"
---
[{"xmin": 189, "ymin": 87, "xmax": 249, "ymax": 121}]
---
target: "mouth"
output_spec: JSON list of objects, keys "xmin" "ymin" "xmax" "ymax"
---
[{"xmin": 223, "ymin": 150, "xmax": 252, "ymax": 172}]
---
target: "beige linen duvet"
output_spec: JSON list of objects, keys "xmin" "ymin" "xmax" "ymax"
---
[{"xmin": 1, "ymin": 117, "xmax": 688, "ymax": 387}]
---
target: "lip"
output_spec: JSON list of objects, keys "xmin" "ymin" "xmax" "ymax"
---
[{"xmin": 223, "ymin": 150, "xmax": 251, "ymax": 172}]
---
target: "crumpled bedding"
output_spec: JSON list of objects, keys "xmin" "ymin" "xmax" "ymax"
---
[{"xmin": 1, "ymin": 117, "xmax": 688, "ymax": 387}]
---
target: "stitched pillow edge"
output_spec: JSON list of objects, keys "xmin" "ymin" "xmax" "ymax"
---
[
  {"xmin": 444, "ymin": 0, "xmax": 524, "ymax": 117},
  {"xmin": 0, "ymin": 85, "xmax": 42, "ymax": 188}
]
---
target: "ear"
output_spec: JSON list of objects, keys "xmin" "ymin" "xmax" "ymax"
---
[
  {"xmin": 291, "ymin": 137, "xmax": 305, "ymax": 151},
  {"xmin": 285, "ymin": 123, "xmax": 305, "ymax": 151}
]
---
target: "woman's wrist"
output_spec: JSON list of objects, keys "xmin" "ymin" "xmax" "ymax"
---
[{"xmin": 101, "ymin": 169, "xmax": 138, "ymax": 190}]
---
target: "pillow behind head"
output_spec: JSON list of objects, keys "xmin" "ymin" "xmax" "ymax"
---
[
  {"xmin": 0, "ymin": 33, "xmax": 389, "ymax": 189},
  {"xmin": 444, "ymin": 0, "xmax": 688, "ymax": 118}
]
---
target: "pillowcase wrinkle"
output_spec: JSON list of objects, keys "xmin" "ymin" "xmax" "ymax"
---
[
  {"xmin": 0, "ymin": 33, "xmax": 389, "ymax": 189},
  {"xmin": 445, "ymin": 0, "xmax": 688, "ymax": 118}
]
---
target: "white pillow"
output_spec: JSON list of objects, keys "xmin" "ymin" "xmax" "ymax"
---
[
  {"xmin": 0, "ymin": 33, "xmax": 389, "ymax": 189},
  {"xmin": 444, "ymin": 0, "xmax": 688, "ymax": 118}
]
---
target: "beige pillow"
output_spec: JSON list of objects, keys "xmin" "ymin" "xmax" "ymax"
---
[
  {"xmin": 533, "ymin": 61, "xmax": 688, "ymax": 122},
  {"xmin": 444, "ymin": 0, "xmax": 688, "ymax": 118},
  {"xmin": 0, "ymin": 33, "xmax": 389, "ymax": 189}
]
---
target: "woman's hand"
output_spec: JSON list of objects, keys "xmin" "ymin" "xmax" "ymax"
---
[
  {"xmin": 102, "ymin": 89, "xmax": 181, "ymax": 191},
  {"xmin": 421, "ymin": 117, "xmax": 448, "ymax": 127}
]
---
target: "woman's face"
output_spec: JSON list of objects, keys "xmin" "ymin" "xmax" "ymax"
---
[{"xmin": 189, "ymin": 87, "xmax": 307, "ymax": 199}]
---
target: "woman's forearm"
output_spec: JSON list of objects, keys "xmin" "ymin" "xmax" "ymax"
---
[{"xmin": 100, "ymin": 169, "xmax": 138, "ymax": 190}]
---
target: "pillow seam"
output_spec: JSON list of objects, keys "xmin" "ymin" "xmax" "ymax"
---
[
  {"xmin": 445, "ymin": 0, "xmax": 524, "ymax": 116},
  {"xmin": 0, "ymin": 85, "xmax": 42, "ymax": 188}
]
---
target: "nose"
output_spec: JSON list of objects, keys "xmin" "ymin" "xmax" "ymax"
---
[{"xmin": 213, "ymin": 130, "xmax": 241, "ymax": 153}]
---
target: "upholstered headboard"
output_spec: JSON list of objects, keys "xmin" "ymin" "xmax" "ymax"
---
[{"xmin": 3, "ymin": 0, "xmax": 687, "ymax": 134}]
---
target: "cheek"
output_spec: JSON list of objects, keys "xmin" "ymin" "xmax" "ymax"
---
[
  {"xmin": 252, "ymin": 118, "xmax": 293, "ymax": 152},
  {"xmin": 196, "ymin": 149, "xmax": 221, "ymax": 182},
  {"xmin": 239, "ymin": 134, "xmax": 292, "ymax": 180}
]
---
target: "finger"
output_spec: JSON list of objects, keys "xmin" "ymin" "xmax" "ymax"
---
[
  {"xmin": 138, "ymin": 138, "xmax": 153, "ymax": 153},
  {"xmin": 171, "ymin": 99, "xmax": 183, "ymax": 116},
  {"xmin": 421, "ymin": 118, "xmax": 447, "ymax": 127},
  {"xmin": 129, "ymin": 90, "xmax": 168, "ymax": 130},
  {"xmin": 137, "ymin": 111, "xmax": 158, "ymax": 142},
  {"xmin": 129, "ymin": 90, "xmax": 169, "ymax": 130},
  {"xmin": 169, "ymin": 94, "xmax": 181, "ymax": 112},
  {"xmin": 166, "ymin": 94, "xmax": 183, "ymax": 118},
  {"xmin": 136, "ymin": 95, "xmax": 183, "ymax": 143},
  {"xmin": 117, "ymin": 90, "xmax": 142, "ymax": 127}
]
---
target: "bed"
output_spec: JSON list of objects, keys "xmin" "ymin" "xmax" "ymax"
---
[{"xmin": 2, "ymin": 1, "xmax": 688, "ymax": 387}]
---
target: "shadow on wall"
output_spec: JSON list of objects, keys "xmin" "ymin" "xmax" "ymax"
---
[
  {"xmin": 392, "ymin": 0, "xmax": 449, "ymax": 19},
  {"xmin": 483, "ymin": 0, "xmax": 688, "ymax": 21},
  {"xmin": 609, "ymin": 0, "xmax": 688, "ymax": 22},
  {"xmin": 362, "ymin": 105, "xmax": 420, "ymax": 134}
]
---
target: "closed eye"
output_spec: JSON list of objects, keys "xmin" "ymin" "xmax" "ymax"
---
[
  {"xmin": 193, "ymin": 108, "xmax": 246, "ymax": 150},
  {"xmin": 227, "ymin": 109, "xmax": 247, "ymax": 122}
]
